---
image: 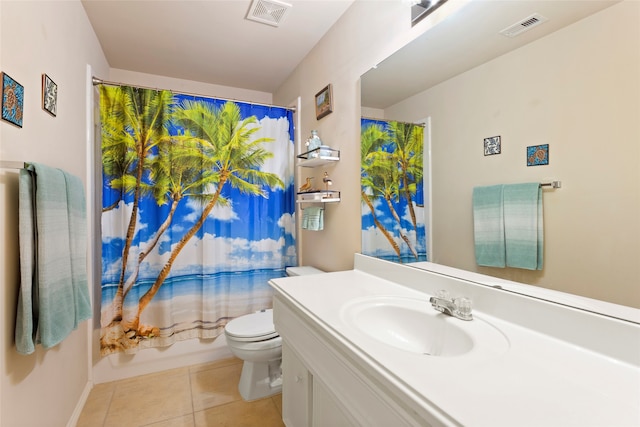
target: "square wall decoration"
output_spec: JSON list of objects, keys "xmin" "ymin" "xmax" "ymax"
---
[
  {"xmin": 1, "ymin": 72, "xmax": 24, "ymax": 128},
  {"xmin": 315, "ymin": 84, "xmax": 333, "ymax": 120},
  {"xmin": 483, "ymin": 135, "xmax": 501, "ymax": 156},
  {"xmin": 527, "ymin": 144, "xmax": 549, "ymax": 166},
  {"xmin": 42, "ymin": 74, "xmax": 57, "ymax": 117}
]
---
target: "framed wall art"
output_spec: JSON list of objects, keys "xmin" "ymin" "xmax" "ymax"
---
[
  {"xmin": 483, "ymin": 135, "xmax": 501, "ymax": 156},
  {"xmin": 527, "ymin": 144, "xmax": 549, "ymax": 166},
  {"xmin": 315, "ymin": 84, "xmax": 333, "ymax": 120},
  {"xmin": 42, "ymin": 74, "xmax": 57, "ymax": 116},
  {"xmin": 1, "ymin": 72, "xmax": 24, "ymax": 127}
]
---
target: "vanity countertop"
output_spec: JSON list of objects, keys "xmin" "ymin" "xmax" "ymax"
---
[{"xmin": 270, "ymin": 257, "xmax": 640, "ymax": 426}]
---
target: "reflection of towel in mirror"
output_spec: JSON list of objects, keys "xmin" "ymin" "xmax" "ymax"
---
[
  {"xmin": 503, "ymin": 183, "xmax": 543, "ymax": 270},
  {"xmin": 473, "ymin": 183, "xmax": 543, "ymax": 271},
  {"xmin": 302, "ymin": 206, "xmax": 324, "ymax": 231},
  {"xmin": 15, "ymin": 163, "xmax": 92, "ymax": 354},
  {"xmin": 472, "ymin": 185, "xmax": 505, "ymax": 267}
]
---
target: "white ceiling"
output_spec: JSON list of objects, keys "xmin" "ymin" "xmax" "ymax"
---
[
  {"xmin": 81, "ymin": 0, "xmax": 619, "ymax": 101},
  {"xmin": 81, "ymin": 0, "xmax": 354, "ymax": 93},
  {"xmin": 362, "ymin": 0, "xmax": 619, "ymax": 109}
]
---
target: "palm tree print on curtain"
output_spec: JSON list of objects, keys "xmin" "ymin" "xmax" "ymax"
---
[
  {"xmin": 361, "ymin": 118, "xmax": 427, "ymax": 263},
  {"xmin": 100, "ymin": 85, "xmax": 296, "ymax": 355}
]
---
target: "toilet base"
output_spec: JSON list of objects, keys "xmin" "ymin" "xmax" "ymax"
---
[{"xmin": 238, "ymin": 359, "xmax": 282, "ymax": 401}]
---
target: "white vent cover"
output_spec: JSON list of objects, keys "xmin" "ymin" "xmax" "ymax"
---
[
  {"xmin": 246, "ymin": 0, "xmax": 292, "ymax": 27},
  {"xmin": 499, "ymin": 13, "xmax": 548, "ymax": 37}
]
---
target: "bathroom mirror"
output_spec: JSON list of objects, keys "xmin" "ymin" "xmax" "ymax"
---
[{"xmin": 360, "ymin": 0, "xmax": 639, "ymax": 323}]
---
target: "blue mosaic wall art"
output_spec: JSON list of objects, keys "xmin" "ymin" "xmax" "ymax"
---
[
  {"xmin": 527, "ymin": 144, "xmax": 549, "ymax": 166},
  {"xmin": 2, "ymin": 72, "xmax": 24, "ymax": 128}
]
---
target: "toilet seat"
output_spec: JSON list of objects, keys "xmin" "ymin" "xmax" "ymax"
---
[{"xmin": 225, "ymin": 309, "xmax": 279, "ymax": 342}]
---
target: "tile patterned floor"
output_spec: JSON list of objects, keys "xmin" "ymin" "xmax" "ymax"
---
[{"xmin": 77, "ymin": 357, "xmax": 284, "ymax": 427}]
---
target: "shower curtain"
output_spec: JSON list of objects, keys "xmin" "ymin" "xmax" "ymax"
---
[
  {"xmin": 361, "ymin": 118, "xmax": 427, "ymax": 263},
  {"xmin": 99, "ymin": 85, "xmax": 296, "ymax": 355}
]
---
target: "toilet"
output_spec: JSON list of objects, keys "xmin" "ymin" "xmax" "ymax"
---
[{"xmin": 224, "ymin": 266, "xmax": 324, "ymax": 401}]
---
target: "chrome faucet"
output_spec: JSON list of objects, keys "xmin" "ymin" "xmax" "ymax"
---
[{"xmin": 429, "ymin": 290, "xmax": 473, "ymax": 321}]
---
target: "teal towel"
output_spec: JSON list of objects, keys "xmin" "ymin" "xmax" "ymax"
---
[
  {"xmin": 504, "ymin": 183, "xmax": 544, "ymax": 270},
  {"xmin": 302, "ymin": 206, "xmax": 324, "ymax": 231},
  {"xmin": 472, "ymin": 185, "xmax": 505, "ymax": 267},
  {"xmin": 15, "ymin": 163, "xmax": 92, "ymax": 354},
  {"xmin": 473, "ymin": 183, "xmax": 544, "ymax": 271},
  {"xmin": 16, "ymin": 169, "xmax": 37, "ymax": 353}
]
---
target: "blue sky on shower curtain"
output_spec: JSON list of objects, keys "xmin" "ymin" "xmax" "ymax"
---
[
  {"xmin": 100, "ymin": 88, "xmax": 295, "ymax": 354},
  {"xmin": 361, "ymin": 117, "xmax": 427, "ymax": 263}
]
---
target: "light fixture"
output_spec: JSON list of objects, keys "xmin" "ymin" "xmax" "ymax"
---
[{"xmin": 411, "ymin": 0, "xmax": 447, "ymax": 26}]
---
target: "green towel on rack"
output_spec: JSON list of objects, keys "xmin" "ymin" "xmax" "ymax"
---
[
  {"xmin": 472, "ymin": 183, "xmax": 544, "ymax": 271},
  {"xmin": 503, "ymin": 183, "xmax": 544, "ymax": 270},
  {"xmin": 472, "ymin": 185, "xmax": 506, "ymax": 267},
  {"xmin": 302, "ymin": 206, "xmax": 324, "ymax": 231},
  {"xmin": 15, "ymin": 163, "xmax": 92, "ymax": 354},
  {"xmin": 15, "ymin": 168, "xmax": 37, "ymax": 353}
]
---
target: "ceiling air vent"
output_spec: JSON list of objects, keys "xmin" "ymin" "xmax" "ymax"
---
[
  {"xmin": 499, "ymin": 13, "xmax": 548, "ymax": 38},
  {"xmin": 246, "ymin": 0, "xmax": 292, "ymax": 27}
]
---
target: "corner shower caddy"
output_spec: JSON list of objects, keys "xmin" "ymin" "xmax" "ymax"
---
[{"xmin": 296, "ymin": 146, "xmax": 340, "ymax": 204}]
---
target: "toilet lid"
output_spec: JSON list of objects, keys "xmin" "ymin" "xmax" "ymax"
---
[
  {"xmin": 286, "ymin": 266, "xmax": 324, "ymax": 276},
  {"xmin": 225, "ymin": 309, "xmax": 278, "ymax": 340}
]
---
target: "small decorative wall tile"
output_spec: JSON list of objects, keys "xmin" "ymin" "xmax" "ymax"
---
[
  {"xmin": 527, "ymin": 144, "xmax": 549, "ymax": 166},
  {"xmin": 42, "ymin": 74, "xmax": 57, "ymax": 117},
  {"xmin": 1, "ymin": 72, "xmax": 24, "ymax": 127},
  {"xmin": 484, "ymin": 135, "xmax": 501, "ymax": 155}
]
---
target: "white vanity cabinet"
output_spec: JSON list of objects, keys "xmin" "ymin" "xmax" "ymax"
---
[
  {"xmin": 271, "ymin": 254, "xmax": 640, "ymax": 427},
  {"xmin": 282, "ymin": 339, "xmax": 355, "ymax": 426},
  {"xmin": 274, "ymin": 296, "xmax": 438, "ymax": 427},
  {"xmin": 281, "ymin": 342, "xmax": 312, "ymax": 426}
]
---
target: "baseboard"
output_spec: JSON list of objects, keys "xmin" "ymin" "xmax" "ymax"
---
[{"xmin": 66, "ymin": 381, "xmax": 93, "ymax": 427}]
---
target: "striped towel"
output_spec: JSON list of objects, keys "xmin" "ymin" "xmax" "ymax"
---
[
  {"xmin": 15, "ymin": 163, "xmax": 92, "ymax": 354},
  {"xmin": 302, "ymin": 206, "xmax": 324, "ymax": 231},
  {"xmin": 472, "ymin": 183, "xmax": 544, "ymax": 271},
  {"xmin": 504, "ymin": 183, "xmax": 543, "ymax": 270},
  {"xmin": 472, "ymin": 185, "xmax": 506, "ymax": 267}
]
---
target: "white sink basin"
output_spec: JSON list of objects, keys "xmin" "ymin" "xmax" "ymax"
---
[{"xmin": 340, "ymin": 295, "xmax": 509, "ymax": 358}]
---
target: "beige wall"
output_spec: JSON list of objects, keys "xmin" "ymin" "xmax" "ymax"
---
[
  {"xmin": 108, "ymin": 68, "xmax": 275, "ymax": 106},
  {"xmin": 276, "ymin": 0, "xmax": 639, "ymax": 308},
  {"xmin": 274, "ymin": 0, "xmax": 464, "ymax": 271},
  {"xmin": 0, "ymin": 1, "xmax": 109, "ymax": 426},
  {"xmin": 386, "ymin": 1, "xmax": 640, "ymax": 308}
]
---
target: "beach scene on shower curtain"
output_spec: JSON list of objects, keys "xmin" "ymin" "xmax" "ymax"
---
[
  {"xmin": 99, "ymin": 86, "xmax": 296, "ymax": 355},
  {"xmin": 361, "ymin": 118, "xmax": 427, "ymax": 263}
]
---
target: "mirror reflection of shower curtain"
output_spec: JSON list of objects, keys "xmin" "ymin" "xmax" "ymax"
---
[
  {"xmin": 361, "ymin": 118, "xmax": 427, "ymax": 263},
  {"xmin": 99, "ymin": 85, "xmax": 296, "ymax": 355}
]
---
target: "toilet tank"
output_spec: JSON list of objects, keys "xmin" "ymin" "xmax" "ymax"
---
[{"xmin": 285, "ymin": 266, "xmax": 324, "ymax": 276}]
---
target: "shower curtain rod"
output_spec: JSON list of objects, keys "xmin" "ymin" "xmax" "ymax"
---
[
  {"xmin": 361, "ymin": 116, "xmax": 425, "ymax": 127},
  {"xmin": 92, "ymin": 77, "xmax": 296, "ymax": 112}
]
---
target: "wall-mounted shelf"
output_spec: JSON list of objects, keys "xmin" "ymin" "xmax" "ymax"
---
[
  {"xmin": 296, "ymin": 190, "xmax": 341, "ymax": 204},
  {"xmin": 297, "ymin": 146, "xmax": 340, "ymax": 168}
]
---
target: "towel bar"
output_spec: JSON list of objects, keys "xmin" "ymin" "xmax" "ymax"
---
[
  {"xmin": 540, "ymin": 181, "xmax": 561, "ymax": 189},
  {"xmin": 0, "ymin": 160, "xmax": 26, "ymax": 169}
]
